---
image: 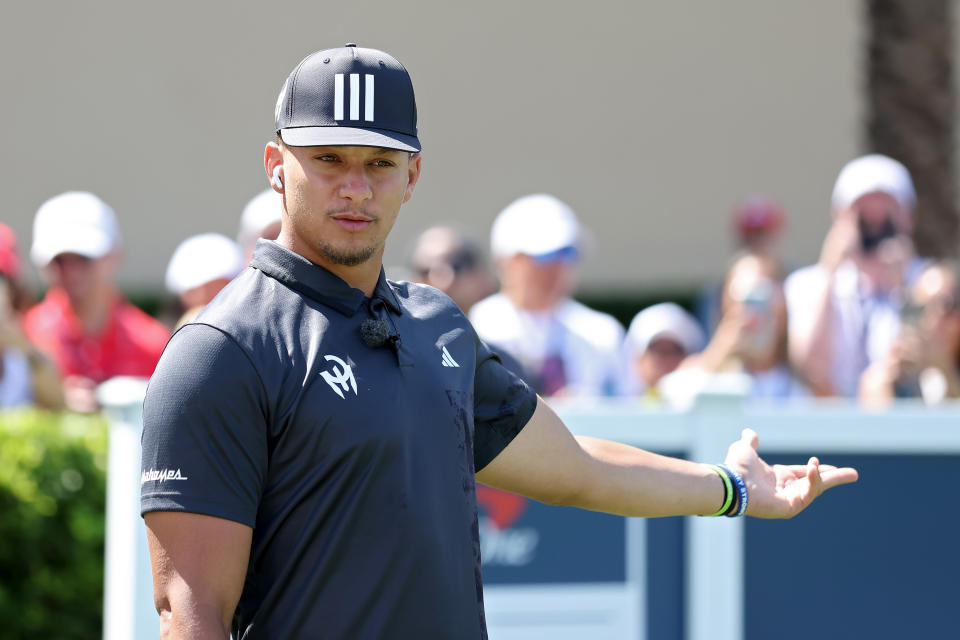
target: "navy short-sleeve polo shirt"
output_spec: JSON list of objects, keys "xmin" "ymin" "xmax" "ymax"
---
[{"xmin": 140, "ymin": 240, "xmax": 537, "ymax": 640}]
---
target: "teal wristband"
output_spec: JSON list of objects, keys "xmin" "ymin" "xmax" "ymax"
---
[{"xmin": 706, "ymin": 464, "xmax": 733, "ymax": 517}]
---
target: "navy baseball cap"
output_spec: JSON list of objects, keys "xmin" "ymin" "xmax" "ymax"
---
[{"xmin": 274, "ymin": 43, "xmax": 420, "ymax": 152}]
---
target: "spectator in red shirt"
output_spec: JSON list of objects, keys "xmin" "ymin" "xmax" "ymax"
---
[{"xmin": 24, "ymin": 191, "xmax": 170, "ymax": 411}]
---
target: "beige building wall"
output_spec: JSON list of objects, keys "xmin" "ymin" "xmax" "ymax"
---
[{"xmin": 1, "ymin": 2, "xmax": 874, "ymax": 295}]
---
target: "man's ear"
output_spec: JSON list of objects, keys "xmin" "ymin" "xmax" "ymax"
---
[
  {"xmin": 402, "ymin": 153, "xmax": 422, "ymax": 204},
  {"xmin": 264, "ymin": 142, "xmax": 284, "ymax": 194}
]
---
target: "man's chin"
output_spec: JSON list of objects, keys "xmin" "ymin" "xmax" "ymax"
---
[{"xmin": 319, "ymin": 245, "xmax": 378, "ymax": 267}]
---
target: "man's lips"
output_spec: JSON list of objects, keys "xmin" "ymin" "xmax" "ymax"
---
[{"xmin": 332, "ymin": 213, "xmax": 374, "ymax": 231}]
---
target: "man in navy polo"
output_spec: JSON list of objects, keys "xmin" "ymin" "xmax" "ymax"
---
[{"xmin": 141, "ymin": 44, "xmax": 858, "ymax": 640}]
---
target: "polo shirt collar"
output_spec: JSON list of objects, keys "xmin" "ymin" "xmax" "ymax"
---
[{"xmin": 250, "ymin": 240, "xmax": 402, "ymax": 317}]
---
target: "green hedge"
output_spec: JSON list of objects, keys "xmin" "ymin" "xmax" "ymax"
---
[{"xmin": 0, "ymin": 410, "xmax": 108, "ymax": 639}]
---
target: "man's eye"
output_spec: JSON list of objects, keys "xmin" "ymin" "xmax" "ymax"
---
[
  {"xmin": 373, "ymin": 159, "xmax": 395, "ymax": 167},
  {"xmin": 317, "ymin": 155, "xmax": 338, "ymax": 162}
]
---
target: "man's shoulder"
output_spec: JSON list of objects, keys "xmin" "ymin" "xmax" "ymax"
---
[
  {"xmin": 388, "ymin": 278, "xmax": 463, "ymax": 320},
  {"xmin": 113, "ymin": 299, "xmax": 170, "ymax": 343},
  {"xmin": 784, "ymin": 263, "xmax": 827, "ymax": 300},
  {"xmin": 23, "ymin": 298, "xmax": 55, "ymax": 333},
  {"xmin": 193, "ymin": 267, "xmax": 296, "ymax": 333},
  {"xmin": 23, "ymin": 290, "xmax": 69, "ymax": 333},
  {"xmin": 469, "ymin": 293, "xmax": 511, "ymax": 322}
]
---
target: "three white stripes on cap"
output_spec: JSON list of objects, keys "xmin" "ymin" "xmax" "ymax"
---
[{"xmin": 333, "ymin": 74, "xmax": 374, "ymax": 122}]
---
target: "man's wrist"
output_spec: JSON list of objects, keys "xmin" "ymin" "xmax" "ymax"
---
[
  {"xmin": 704, "ymin": 464, "xmax": 733, "ymax": 517},
  {"xmin": 717, "ymin": 464, "xmax": 748, "ymax": 517}
]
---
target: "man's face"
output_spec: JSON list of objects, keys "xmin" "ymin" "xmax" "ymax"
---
[
  {"xmin": 276, "ymin": 144, "xmax": 420, "ymax": 269},
  {"xmin": 913, "ymin": 266, "xmax": 960, "ymax": 347},
  {"xmin": 500, "ymin": 249, "xmax": 577, "ymax": 311},
  {"xmin": 45, "ymin": 252, "xmax": 115, "ymax": 305},
  {"xmin": 636, "ymin": 336, "xmax": 687, "ymax": 388}
]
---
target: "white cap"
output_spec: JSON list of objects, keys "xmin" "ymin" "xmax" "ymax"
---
[
  {"xmin": 165, "ymin": 233, "xmax": 243, "ymax": 295},
  {"xmin": 490, "ymin": 194, "xmax": 581, "ymax": 259},
  {"xmin": 831, "ymin": 154, "xmax": 916, "ymax": 214},
  {"xmin": 238, "ymin": 189, "xmax": 283, "ymax": 249},
  {"xmin": 626, "ymin": 303, "xmax": 705, "ymax": 356},
  {"xmin": 31, "ymin": 191, "xmax": 121, "ymax": 266}
]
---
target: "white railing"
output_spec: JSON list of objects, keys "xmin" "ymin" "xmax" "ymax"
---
[{"xmin": 99, "ymin": 380, "xmax": 960, "ymax": 640}]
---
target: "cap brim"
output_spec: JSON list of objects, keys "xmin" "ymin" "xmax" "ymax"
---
[
  {"xmin": 280, "ymin": 127, "xmax": 420, "ymax": 152},
  {"xmin": 31, "ymin": 230, "xmax": 114, "ymax": 266}
]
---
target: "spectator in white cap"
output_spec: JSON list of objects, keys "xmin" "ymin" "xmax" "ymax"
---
[
  {"xmin": 238, "ymin": 188, "xmax": 283, "ymax": 263},
  {"xmin": 470, "ymin": 194, "xmax": 625, "ymax": 397},
  {"xmin": 784, "ymin": 154, "xmax": 926, "ymax": 397},
  {"xmin": 24, "ymin": 191, "xmax": 170, "ymax": 412},
  {"xmin": 625, "ymin": 302, "xmax": 704, "ymax": 398},
  {"xmin": 166, "ymin": 233, "xmax": 244, "ymax": 327}
]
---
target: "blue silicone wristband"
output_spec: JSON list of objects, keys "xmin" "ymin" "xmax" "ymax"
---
[{"xmin": 718, "ymin": 464, "xmax": 748, "ymax": 517}]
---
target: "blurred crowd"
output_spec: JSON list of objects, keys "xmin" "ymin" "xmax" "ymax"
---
[{"xmin": 1, "ymin": 153, "xmax": 958, "ymax": 412}]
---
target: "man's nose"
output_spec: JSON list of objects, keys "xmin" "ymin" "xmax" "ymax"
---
[{"xmin": 339, "ymin": 165, "xmax": 373, "ymax": 202}]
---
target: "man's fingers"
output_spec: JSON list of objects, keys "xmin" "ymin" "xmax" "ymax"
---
[
  {"xmin": 819, "ymin": 467, "xmax": 860, "ymax": 490},
  {"xmin": 741, "ymin": 428, "xmax": 759, "ymax": 451},
  {"xmin": 807, "ymin": 458, "xmax": 821, "ymax": 494}
]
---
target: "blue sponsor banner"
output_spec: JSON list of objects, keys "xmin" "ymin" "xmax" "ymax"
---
[
  {"xmin": 477, "ymin": 486, "xmax": 626, "ymax": 585},
  {"xmin": 745, "ymin": 454, "xmax": 960, "ymax": 639}
]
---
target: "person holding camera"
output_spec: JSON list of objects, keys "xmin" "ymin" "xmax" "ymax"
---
[
  {"xmin": 662, "ymin": 253, "xmax": 807, "ymax": 402},
  {"xmin": 859, "ymin": 261, "xmax": 960, "ymax": 404},
  {"xmin": 784, "ymin": 154, "xmax": 925, "ymax": 397}
]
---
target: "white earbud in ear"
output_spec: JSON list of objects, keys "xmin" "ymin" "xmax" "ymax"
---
[{"xmin": 271, "ymin": 165, "xmax": 284, "ymax": 190}]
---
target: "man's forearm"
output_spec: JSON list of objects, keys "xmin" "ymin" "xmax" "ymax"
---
[
  {"xmin": 570, "ymin": 436, "xmax": 726, "ymax": 518},
  {"xmin": 478, "ymin": 398, "xmax": 859, "ymax": 521},
  {"xmin": 790, "ymin": 283, "xmax": 837, "ymax": 396},
  {"xmin": 477, "ymin": 399, "xmax": 726, "ymax": 518}
]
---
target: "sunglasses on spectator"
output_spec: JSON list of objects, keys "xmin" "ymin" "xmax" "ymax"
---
[
  {"xmin": 417, "ymin": 249, "xmax": 479, "ymax": 280},
  {"xmin": 532, "ymin": 246, "xmax": 578, "ymax": 265},
  {"xmin": 646, "ymin": 338, "xmax": 687, "ymax": 358},
  {"xmin": 50, "ymin": 254, "xmax": 94, "ymax": 269}
]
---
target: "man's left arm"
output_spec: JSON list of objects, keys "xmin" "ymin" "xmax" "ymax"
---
[{"xmin": 476, "ymin": 397, "xmax": 859, "ymax": 519}]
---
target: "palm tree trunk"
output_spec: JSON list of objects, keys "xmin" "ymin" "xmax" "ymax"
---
[{"xmin": 866, "ymin": 0, "xmax": 957, "ymax": 258}]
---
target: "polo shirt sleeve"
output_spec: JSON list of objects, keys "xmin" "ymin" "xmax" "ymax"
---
[
  {"xmin": 472, "ymin": 335, "xmax": 538, "ymax": 472},
  {"xmin": 140, "ymin": 323, "xmax": 269, "ymax": 528}
]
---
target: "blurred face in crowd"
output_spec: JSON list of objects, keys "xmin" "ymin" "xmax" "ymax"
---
[
  {"xmin": 418, "ymin": 260, "xmax": 493, "ymax": 314},
  {"xmin": 412, "ymin": 227, "xmax": 494, "ymax": 313},
  {"xmin": 912, "ymin": 264, "xmax": 960, "ymax": 360},
  {"xmin": 499, "ymin": 247, "xmax": 577, "ymax": 311},
  {"xmin": 45, "ymin": 252, "xmax": 118, "ymax": 308},
  {"xmin": 722, "ymin": 254, "xmax": 788, "ymax": 367},
  {"xmin": 636, "ymin": 336, "xmax": 687, "ymax": 389}
]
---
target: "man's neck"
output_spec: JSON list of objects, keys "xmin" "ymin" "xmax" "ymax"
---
[
  {"xmin": 323, "ymin": 260, "xmax": 382, "ymax": 297},
  {"xmin": 502, "ymin": 286, "xmax": 562, "ymax": 313},
  {"xmin": 66, "ymin": 286, "xmax": 115, "ymax": 335}
]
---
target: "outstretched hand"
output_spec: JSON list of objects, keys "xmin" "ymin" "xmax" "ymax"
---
[{"xmin": 724, "ymin": 428, "xmax": 859, "ymax": 519}]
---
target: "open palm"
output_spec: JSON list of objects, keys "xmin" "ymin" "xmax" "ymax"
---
[{"xmin": 724, "ymin": 428, "xmax": 859, "ymax": 518}]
